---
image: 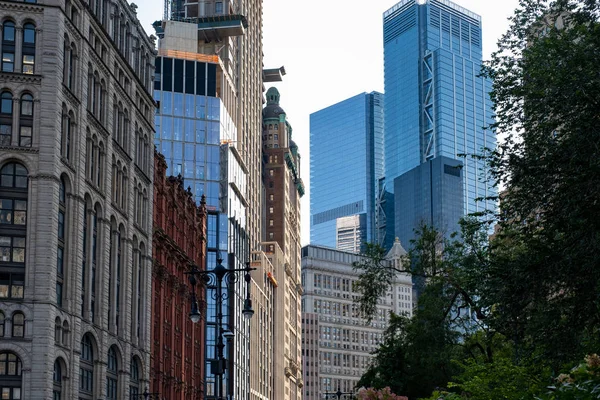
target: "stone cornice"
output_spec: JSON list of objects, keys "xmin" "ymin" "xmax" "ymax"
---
[
  {"xmin": 0, "ymin": 72, "xmax": 42, "ymax": 85},
  {"xmin": 112, "ymin": 140, "xmax": 133, "ymax": 163},
  {"xmin": 134, "ymin": 164, "xmax": 151, "ymax": 185},
  {"xmin": 88, "ymin": 49, "xmax": 110, "ymax": 78},
  {"xmin": 86, "ymin": 111, "xmax": 110, "ymax": 139},
  {"xmin": 0, "ymin": 2, "xmax": 43, "ymax": 13},
  {"xmin": 61, "ymin": 85, "xmax": 81, "ymax": 107},
  {"xmin": 0, "ymin": 145, "xmax": 38, "ymax": 154},
  {"xmin": 30, "ymin": 174, "xmax": 60, "ymax": 183}
]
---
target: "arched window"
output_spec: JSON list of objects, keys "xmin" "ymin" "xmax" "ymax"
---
[
  {"xmin": 18, "ymin": 94, "xmax": 33, "ymax": 147},
  {"xmin": 0, "ymin": 162, "xmax": 28, "ymax": 300},
  {"xmin": 1, "ymin": 21, "xmax": 15, "ymax": 72},
  {"xmin": 0, "ymin": 91, "xmax": 13, "ymax": 146},
  {"xmin": 56, "ymin": 178, "xmax": 67, "ymax": 307},
  {"xmin": 129, "ymin": 357, "xmax": 140, "ymax": 397},
  {"xmin": 61, "ymin": 321, "xmax": 69, "ymax": 346},
  {"xmin": 137, "ymin": 243, "xmax": 144, "ymax": 340},
  {"xmin": 79, "ymin": 334, "xmax": 94, "ymax": 398},
  {"xmin": 11, "ymin": 312, "xmax": 24, "ymax": 337},
  {"xmin": 22, "ymin": 23, "xmax": 36, "ymax": 74},
  {"xmin": 63, "ymin": 38, "xmax": 76, "ymax": 90},
  {"xmin": 53, "ymin": 359, "xmax": 62, "ymax": 400},
  {"xmin": 0, "ymin": 352, "xmax": 22, "ymax": 399},
  {"xmin": 60, "ymin": 105, "xmax": 72, "ymax": 161},
  {"xmin": 106, "ymin": 347, "xmax": 118, "ymax": 400},
  {"xmin": 91, "ymin": 205, "xmax": 99, "ymax": 323},
  {"xmin": 54, "ymin": 317, "xmax": 61, "ymax": 343}
]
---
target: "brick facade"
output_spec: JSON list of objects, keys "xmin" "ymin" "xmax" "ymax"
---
[{"xmin": 151, "ymin": 151, "xmax": 207, "ymax": 399}]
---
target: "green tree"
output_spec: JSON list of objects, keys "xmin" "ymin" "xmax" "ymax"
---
[{"xmin": 481, "ymin": 0, "xmax": 600, "ymax": 367}]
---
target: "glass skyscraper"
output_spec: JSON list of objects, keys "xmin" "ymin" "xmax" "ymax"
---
[
  {"xmin": 310, "ymin": 92, "xmax": 384, "ymax": 250},
  {"xmin": 382, "ymin": 0, "xmax": 496, "ymax": 247},
  {"xmin": 154, "ymin": 53, "xmax": 250, "ymax": 399}
]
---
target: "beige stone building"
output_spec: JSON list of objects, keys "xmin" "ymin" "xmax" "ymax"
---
[
  {"xmin": 249, "ymin": 86, "xmax": 304, "ymax": 400},
  {"xmin": 0, "ymin": 0, "xmax": 155, "ymax": 398},
  {"xmin": 301, "ymin": 240, "xmax": 412, "ymax": 399}
]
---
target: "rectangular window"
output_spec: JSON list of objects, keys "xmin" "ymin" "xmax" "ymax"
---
[
  {"xmin": 22, "ymin": 55, "xmax": 34, "ymax": 74},
  {"xmin": 0, "ymin": 236, "xmax": 25, "ymax": 263},
  {"xmin": 19, "ymin": 126, "xmax": 31, "ymax": 147},
  {"xmin": 0, "ymin": 199, "xmax": 27, "ymax": 225},
  {"xmin": 1, "ymin": 53, "xmax": 14, "ymax": 72},
  {"xmin": 269, "ymin": 219, "xmax": 273, "ymax": 227},
  {"xmin": 0, "ymin": 124, "xmax": 10, "ymax": 146},
  {"xmin": 0, "ymin": 273, "xmax": 24, "ymax": 299},
  {"xmin": 215, "ymin": 1, "xmax": 223, "ymax": 13}
]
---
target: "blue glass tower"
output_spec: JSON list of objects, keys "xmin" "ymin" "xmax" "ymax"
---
[
  {"xmin": 310, "ymin": 92, "xmax": 384, "ymax": 249},
  {"xmin": 382, "ymin": 0, "xmax": 496, "ymax": 247},
  {"xmin": 153, "ymin": 53, "xmax": 250, "ymax": 399}
]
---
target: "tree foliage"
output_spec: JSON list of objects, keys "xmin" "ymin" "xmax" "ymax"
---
[
  {"xmin": 355, "ymin": 0, "xmax": 600, "ymax": 398},
  {"xmin": 481, "ymin": 0, "xmax": 600, "ymax": 366}
]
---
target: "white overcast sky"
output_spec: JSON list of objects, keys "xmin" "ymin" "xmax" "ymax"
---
[{"xmin": 137, "ymin": 0, "xmax": 520, "ymax": 246}]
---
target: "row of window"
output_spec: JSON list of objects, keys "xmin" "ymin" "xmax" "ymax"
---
[
  {"xmin": 0, "ymin": 91, "xmax": 33, "ymax": 148},
  {"xmin": 0, "ymin": 311, "xmax": 24, "ymax": 338},
  {"xmin": 1, "ymin": 20, "xmax": 36, "ymax": 74},
  {"xmin": 0, "ymin": 344, "xmax": 141, "ymax": 400}
]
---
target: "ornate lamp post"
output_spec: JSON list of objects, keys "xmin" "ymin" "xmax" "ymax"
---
[
  {"xmin": 324, "ymin": 386, "xmax": 355, "ymax": 399},
  {"xmin": 187, "ymin": 254, "xmax": 255, "ymax": 400}
]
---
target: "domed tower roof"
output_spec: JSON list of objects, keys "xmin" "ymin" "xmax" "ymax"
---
[{"xmin": 263, "ymin": 87, "xmax": 286, "ymax": 120}]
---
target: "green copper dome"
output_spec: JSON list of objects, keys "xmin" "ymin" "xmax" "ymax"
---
[{"xmin": 263, "ymin": 87, "xmax": 285, "ymax": 120}]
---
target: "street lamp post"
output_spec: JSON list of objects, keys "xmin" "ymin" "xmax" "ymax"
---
[
  {"xmin": 324, "ymin": 386, "xmax": 354, "ymax": 399},
  {"xmin": 187, "ymin": 254, "xmax": 255, "ymax": 400}
]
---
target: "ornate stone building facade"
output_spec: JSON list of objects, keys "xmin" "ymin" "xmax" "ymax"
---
[
  {"xmin": 151, "ymin": 151, "xmax": 207, "ymax": 399},
  {"xmin": 301, "ymin": 241, "xmax": 413, "ymax": 399},
  {"xmin": 0, "ymin": 0, "xmax": 155, "ymax": 398},
  {"xmin": 250, "ymin": 87, "xmax": 304, "ymax": 400}
]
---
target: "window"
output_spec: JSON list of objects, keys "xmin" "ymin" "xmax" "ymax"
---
[
  {"xmin": 63, "ymin": 38, "xmax": 76, "ymax": 90},
  {"xmin": 61, "ymin": 106, "xmax": 73, "ymax": 161},
  {"xmin": 269, "ymin": 207, "xmax": 273, "ymax": 214},
  {"xmin": 0, "ymin": 311, "xmax": 4, "ymax": 337},
  {"xmin": 18, "ymin": 94, "xmax": 33, "ymax": 147},
  {"xmin": 79, "ymin": 334, "xmax": 94, "ymax": 397},
  {"xmin": 269, "ymin": 219, "xmax": 273, "ymax": 227},
  {"xmin": 11, "ymin": 312, "xmax": 23, "ymax": 337},
  {"xmin": 56, "ymin": 178, "xmax": 66, "ymax": 307},
  {"xmin": 53, "ymin": 360, "xmax": 62, "ymax": 400},
  {"xmin": 0, "ymin": 352, "xmax": 22, "ymax": 399},
  {"xmin": 21, "ymin": 23, "xmax": 35, "ymax": 74},
  {"xmin": 0, "ymin": 199, "xmax": 26, "ymax": 225},
  {"xmin": 1, "ymin": 21, "xmax": 15, "ymax": 73},
  {"xmin": 0, "ymin": 91, "xmax": 12, "ymax": 146},
  {"xmin": 215, "ymin": 1, "xmax": 223, "ymax": 13},
  {"xmin": 106, "ymin": 347, "xmax": 118, "ymax": 400},
  {"xmin": 130, "ymin": 357, "xmax": 140, "ymax": 396}
]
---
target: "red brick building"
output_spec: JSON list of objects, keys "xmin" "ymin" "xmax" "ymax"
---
[{"xmin": 151, "ymin": 151, "xmax": 207, "ymax": 399}]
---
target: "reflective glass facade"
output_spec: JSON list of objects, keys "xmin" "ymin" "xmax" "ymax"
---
[
  {"xmin": 154, "ymin": 56, "xmax": 250, "ymax": 399},
  {"xmin": 383, "ymin": 0, "xmax": 496, "ymax": 246},
  {"xmin": 309, "ymin": 92, "xmax": 384, "ymax": 249}
]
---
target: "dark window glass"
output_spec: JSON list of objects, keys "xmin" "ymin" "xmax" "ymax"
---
[
  {"xmin": 23, "ymin": 24, "xmax": 35, "ymax": 44},
  {"xmin": 2, "ymin": 22, "xmax": 15, "ymax": 42},
  {"xmin": 0, "ymin": 92, "xmax": 12, "ymax": 114},
  {"xmin": 196, "ymin": 62, "xmax": 206, "ymax": 95},
  {"xmin": 11, "ymin": 312, "xmax": 24, "ymax": 337},
  {"xmin": 174, "ymin": 59, "xmax": 184, "ymax": 93},
  {"xmin": 185, "ymin": 60, "xmax": 195, "ymax": 94},
  {"xmin": 207, "ymin": 63, "xmax": 217, "ymax": 96},
  {"xmin": 0, "ymin": 199, "xmax": 27, "ymax": 225},
  {"xmin": 162, "ymin": 57, "xmax": 172, "ymax": 92}
]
